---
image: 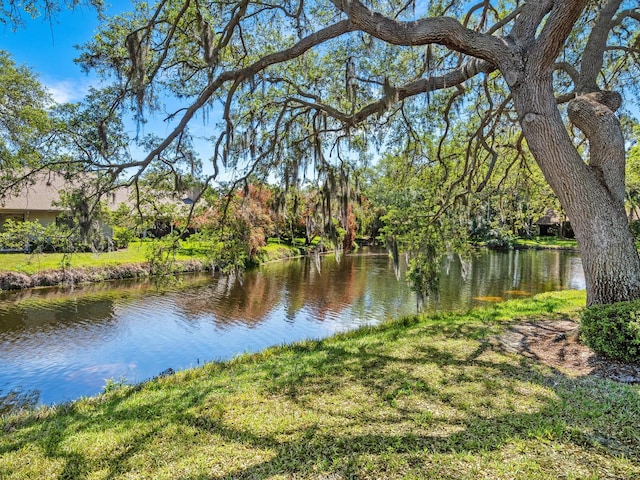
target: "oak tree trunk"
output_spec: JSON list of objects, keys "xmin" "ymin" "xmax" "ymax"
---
[{"xmin": 511, "ymin": 75, "xmax": 640, "ymax": 305}]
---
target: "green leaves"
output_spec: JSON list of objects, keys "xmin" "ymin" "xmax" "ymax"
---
[
  {"xmin": 0, "ymin": 0, "xmax": 103, "ymax": 30},
  {"xmin": 0, "ymin": 50, "xmax": 53, "ymax": 170},
  {"xmin": 581, "ymin": 300, "xmax": 640, "ymax": 362}
]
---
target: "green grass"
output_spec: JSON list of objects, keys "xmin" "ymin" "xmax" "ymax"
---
[
  {"xmin": 2, "ymin": 290, "xmax": 639, "ymax": 479},
  {"xmin": 0, "ymin": 238, "xmax": 305, "ymax": 275},
  {"xmin": 515, "ymin": 236, "xmax": 579, "ymax": 249},
  {"xmin": 260, "ymin": 239, "xmax": 304, "ymax": 262},
  {"xmin": 0, "ymin": 240, "xmax": 208, "ymax": 275}
]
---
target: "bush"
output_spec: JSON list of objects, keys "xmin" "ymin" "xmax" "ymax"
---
[
  {"xmin": 484, "ymin": 228, "xmax": 515, "ymax": 250},
  {"xmin": 0, "ymin": 219, "xmax": 76, "ymax": 252},
  {"xmin": 0, "ymin": 219, "xmax": 45, "ymax": 251},
  {"xmin": 112, "ymin": 226, "xmax": 134, "ymax": 249},
  {"xmin": 580, "ymin": 300, "xmax": 640, "ymax": 362}
]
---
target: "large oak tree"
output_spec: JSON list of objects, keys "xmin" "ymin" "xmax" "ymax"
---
[{"xmin": 64, "ymin": 1, "xmax": 640, "ymax": 304}]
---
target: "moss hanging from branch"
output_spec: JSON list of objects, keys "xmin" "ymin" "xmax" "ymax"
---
[{"xmin": 125, "ymin": 28, "xmax": 148, "ymax": 114}]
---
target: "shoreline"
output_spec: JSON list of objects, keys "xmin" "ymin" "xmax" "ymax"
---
[
  {"xmin": 0, "ymin": 259, "xmax": 211, "ymax": 291},
  {"xmin": 0, "ymin": 240, "xmax": 579, "ymax": 291},
  {"xmin": 0, "ymin": 242, "xmax": 306, "ymax": 291}
]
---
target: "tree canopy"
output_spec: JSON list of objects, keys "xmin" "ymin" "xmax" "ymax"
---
[
  {"xmin": 0, "ymin": 50, "xmax": 53, "ymax": 172},
  {"xmin": 0, "ymin": 0, "xmax": 103, "ymax": 29},
  {"xmin": 73, "ymin": 1, "xmax": 639, "ymax": 179}
]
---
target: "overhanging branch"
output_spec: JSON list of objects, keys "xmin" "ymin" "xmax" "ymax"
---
[{"xmin": 329, "ymin": 0, "xmax": 511, "ymax": 65}]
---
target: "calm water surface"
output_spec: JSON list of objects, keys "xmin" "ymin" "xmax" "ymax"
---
[{"xmin": 0, "ymin": 249, "xmax": 584, "ymax": 407}]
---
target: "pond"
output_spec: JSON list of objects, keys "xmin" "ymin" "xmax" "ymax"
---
[{"xmin": 0, "ymin": 248, "xmax": 585, "ymax": 408}]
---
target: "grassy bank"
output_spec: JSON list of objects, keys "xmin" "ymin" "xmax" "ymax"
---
[
  {"xmin": 0, "ymin": 239, "xmax": 303, "ymax": 290},
  {"xmin": 0, "ymin": 238, "xmax": 303, "ymax": 276},
  {"xmin": 515, "ymin": 237, "xmax": 579, "ymax": 250},
  {"xmin": 0, "ymin": 240, "xmax": 208, "ymax": 275},
  {"xmin": 2, "ymin": 290, "xmax": 639, "ymax": 479},
  {"xmin": 259, "ymin": 238, "xmax": 305, "ymax": 263},
  {"xmin": 0, "ymin": 241, "xmax": 212, "ymax": 290}
]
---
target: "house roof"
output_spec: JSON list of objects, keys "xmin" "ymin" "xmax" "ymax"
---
[
  {"xmin": 533, "ymin": 209, "xmax": 563, "ymax": 226},
  {"xmin": 0, "ymin": 171, "xmax": 130, "ymax": 213}
]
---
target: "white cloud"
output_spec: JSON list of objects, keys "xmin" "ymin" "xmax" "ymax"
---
[{"xmin": 45, "ymin": 78, "xmax": 93, "ymax": 104}]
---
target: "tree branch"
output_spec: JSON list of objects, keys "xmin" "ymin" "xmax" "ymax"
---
[
  {"xmin": 284, "ymin": 57, "xmax": 496, "ymax": 128},
  {"xmin": 530, "ymin": 0, "xmax": 586, "ymax": 72},
  {"xmin": 128, "ymin": 19, "xmax": 356, "ymax": 176},
  {"xmin": 612, "ymin": 8, "xmax": 640, "ymax": 26},
  {"xmin": 508, "ymin": 0, "xmax": 553, "ymax": 41},
  {"xmin": 568, "ymin": 91, "xmax": 625, "ymax": 205},
  {"xmin": 554, "ymin": 61, "xmax": 580, "ymax": 85},
  {"xmin": 329, "ymin": 0, "xmax": 510, "ymax": 65},
  {"xmin": 578, "ymin": 0, "xmax": 625, "ymax": 93}
]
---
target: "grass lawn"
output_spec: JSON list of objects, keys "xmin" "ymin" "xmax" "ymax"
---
[
  {"xmin": 515, "ymin": 236, "xmax": 579, "ymax": 249},
  {"xmin": 2, "ymin": 290, "xmax": 639, "ymax": 479},
  {"xmin": 260, "ymin": 238, "xmax": 304, "ymax": 262},
  {"xmin": 0, "ymin": 239, "xmax": 305, "ymax": 275},
  {"xmin": 0, "ymin": 241, "xmax": 208, "ymax": 275}
]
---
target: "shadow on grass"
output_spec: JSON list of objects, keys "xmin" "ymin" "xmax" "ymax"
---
[{"xmin": 1, "ymin": 309, "xmax": 639, "ymax": 479}]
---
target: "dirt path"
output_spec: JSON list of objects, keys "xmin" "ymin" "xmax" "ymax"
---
[{"xmin": 491, "ymin": 320, "xmax": 640, "ymax": 383}]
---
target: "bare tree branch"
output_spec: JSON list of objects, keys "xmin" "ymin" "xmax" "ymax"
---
[
  {"xmin": 554, "ymin": 61, "xmax": 580, "ymax": 85},
  {"xmin": 578, "ymin": 0, "xmax": 625, "ymax": 93},
  {"xmin": 329, "ymin": 0, "xmax": 510, "ymax": 65},
  {"xmin": 530, "ymin": 1, "xmax": 587, "ymax": 73}
]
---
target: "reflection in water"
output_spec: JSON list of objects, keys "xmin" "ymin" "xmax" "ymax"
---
[
  {"xmin": 177, "ymin": 256, "xmax": 369, "ymax": 326},
  {"xmin": 0, "ymin": 249, "xmax": 584, "ymax": 408},
  {"xmin": 473, "ymin": 296, "xmax": 504, "ymax": 302}
]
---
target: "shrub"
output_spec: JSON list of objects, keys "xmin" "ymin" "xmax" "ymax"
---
[
  {"xmin": 0, "ymin": 219, "xmax": 78, "ymax": 253},
  {"xmin": 112, "ymin": 226, "xmax": 135, "ymax": 249},
  {"xmin": 580, "ymin": 300, "xmax": 640, "ymax": 363},
  {"xmin": 0, "ymin": 219, "xmax": 45, "ymax": 251},
  {"xmin": 484, "ymin": 228, "xmax": 515, "ymax": 250}
]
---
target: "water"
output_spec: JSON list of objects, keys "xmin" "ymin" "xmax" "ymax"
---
[{"xmin": 0, "ymin": 249, "xmax": 584, "ymax": 407}]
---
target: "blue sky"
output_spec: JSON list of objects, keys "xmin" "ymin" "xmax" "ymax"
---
[
  {"xmin": 1, "ymin": 2, "xmax": 222, "ymax": 177},
  {"xmin": 0, "ymin": 3, "xmax": 125, "ymax": 103}
]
